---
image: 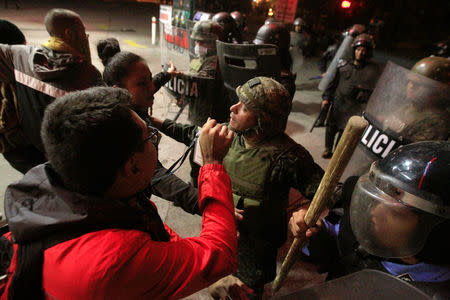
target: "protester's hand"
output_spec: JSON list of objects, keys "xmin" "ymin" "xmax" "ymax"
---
[
  {"xmin": 199, "ymin": 118, "xmax": 233, "ymax": 165},
  {"xmin": 234, "ymin": 208, "xmax": 244, "ymax": 222},
  {"xmin": 321, "ymin": 99, "xmax": 329, "ymax": 109},
  {"xmin": 289, "ymin": 204, "xmax": 326, "ymax": 238},
  {"xmin": 167, "ymin": 61, "xmax": 183, "ymax": 77},
  {"xmin": 208, "ymin": 275, "xmax": 253, "ymax": 300}
]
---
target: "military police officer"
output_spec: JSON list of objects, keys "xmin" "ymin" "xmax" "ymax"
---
[
  {"xmin": 391, "ymin": 56, "xmax": 449, "ymax": 142},
  {"xmin": 321, "ymin": 33, "xmax": 381, "ymax": 158},
  {"xmin": 184, "ymin": 19, "xmax": 231, "ymax": 127},
  {"xmin": 290, "ymin": 141, "xmax": 450, "ymax": 299},
  {"xmin": 230, "ymin": 11, "xmax": 247, "ymax": 43},
  {"xmin": 212, "ymin": 12, "xmax": 240, "ymax": 44},
  {"xmin": 253, "ymin": 23, "xmax": 297, "ymax": 100}
]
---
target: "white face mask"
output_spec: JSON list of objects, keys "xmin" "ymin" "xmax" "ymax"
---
[{"xmin": 194, "ymin": 44, "xmax": 208, "ymax": 57}]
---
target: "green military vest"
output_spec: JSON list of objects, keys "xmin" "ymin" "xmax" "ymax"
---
[{"xmin": 223, "ymin": 134, "xmax": 299, "ymax": 231}]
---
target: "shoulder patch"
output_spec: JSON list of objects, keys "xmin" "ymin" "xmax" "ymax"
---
[
  {"xmin": 397, "ymin": 273, "xmax": 414, "ymax": 283},
  {"xmin": 189, "ymin": 59, "xmax": 203, "ymax": 72},
  {"xmin": 337, "ymin": 59, "xmax": 348, "ymax": 68}
]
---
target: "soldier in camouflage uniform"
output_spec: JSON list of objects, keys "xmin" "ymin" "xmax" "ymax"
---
[
  {"xmin": 321, "ymin": 33, "xmax": 381, "ymax": 158},
  {"xmin": 184, "ymin": 20, "xmax": 230, "ymax": 126},
  {"xmin": 188, "ymin": 20, "xmax": 221, "ymax": 78},
  {"xmin": 151, "ymin": 77, "xmax": 324, "ymax": 299},
  {"xmin": 388, "ymin": 56, "xmax": 449, "ymax": 142}
]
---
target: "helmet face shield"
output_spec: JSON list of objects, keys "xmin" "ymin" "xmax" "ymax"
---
[{"xmin": 350, "ymin": 165, "xmax": 445, "ymax": 258}]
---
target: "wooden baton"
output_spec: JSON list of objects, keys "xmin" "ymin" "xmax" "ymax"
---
[{"xmin": 272, "ymin": 116, "xmax": 368, "ymax": 292}]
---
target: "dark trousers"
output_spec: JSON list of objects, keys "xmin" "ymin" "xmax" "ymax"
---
[{"xmin": 325, "ymin": 123, "xmax": 342, "ymax": 152}]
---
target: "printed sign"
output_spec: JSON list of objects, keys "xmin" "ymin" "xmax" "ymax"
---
[
  {"xmin": 275, "ymin": 0, "xmax": 298, "ymax": 23},
  {"xmin": 360, "ymin": 117, "xmax": 401, "ymax": 159},
  {"xmin": 165, "ymin": 76, "xmax": 199, "ymax": 98}
]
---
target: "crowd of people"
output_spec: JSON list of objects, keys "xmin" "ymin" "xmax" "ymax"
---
[{"xmin": 0, "ymin": 6, "xmax": 449, "ymax": 300}]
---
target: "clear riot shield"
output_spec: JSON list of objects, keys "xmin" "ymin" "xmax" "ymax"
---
[
  {"xmin": 273, "ymin": 270, "xmax": 431, "ymax": 300},
  {"xmin": 216, "ymin": 40, "xmax": 281, "ymax": 103},
  {"xmin": 160, "ymin": 20, "xmax": 223, "ymax": 126},
  {"xmin": 159, "ymin": 20, "xmax": 191, "ymax": 73},
  {"xmin": 341, "ymin": 61, "xmax": 450, "ymax": 181},
  {"xmin": 318, "ymin": 34, "xmax": 354, "ymax": 91}
]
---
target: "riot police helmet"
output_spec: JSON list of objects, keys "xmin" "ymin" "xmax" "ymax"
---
[
  {"xmin": 293, "ymin": 17, "xmax": 307, "ymax": 33},
  {"xmin": 236, "ymin": 77, "xmax": 291, "ymax": 137},
  {"xmin": 230, "ymin": 11, "xmax": 246, "ymax": 32},
  {"xmin": 264, "ymin": 17, "xmax": 279, "ymax": 25},
  {"xmin": 212, "ymin": 12, "xmax": 236, "ymax": 43},
  {"xmin": 253, "ymin": 23, "xmax": 290, "ymax": 50},
  {"xmin": 348, "ymin": 24, "xmax": 367, "ymax": 37},
  {"xmin": 350, "ymin": 141, "xmax": 450, "ymax": 263},
  {"xmin": 351, "ymin": 33, "xmax": 374, "ymax": 58},
  {"xmin": 411, "ymin": 56, "xmax": 450, "ymax": 85},
  {"xmin": 293, "ymin": 17, "xmax": 305, "ymax": 27}
]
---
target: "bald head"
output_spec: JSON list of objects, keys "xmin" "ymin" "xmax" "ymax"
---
[
  {"xmin": 44, "ymin": 8, "xmax": 84, "ymax": 38},
  {"xmin": 43, "ymin": 8, "xmax": 91, "ymax": 61}
]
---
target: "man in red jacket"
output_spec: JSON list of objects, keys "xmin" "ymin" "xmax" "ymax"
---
[{"xmin": 0, "ymin": 87, "xmax": 237, "ymax": 300}]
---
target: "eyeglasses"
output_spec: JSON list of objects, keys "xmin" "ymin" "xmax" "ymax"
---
[{"xmin": 138, "ymin": 126, "xmax": 160, "ymax": 150}]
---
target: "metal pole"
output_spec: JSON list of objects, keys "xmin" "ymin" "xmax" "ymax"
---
[{"xmin": 152, "ymin": 16, "xmax": 157, "ymax": 45}]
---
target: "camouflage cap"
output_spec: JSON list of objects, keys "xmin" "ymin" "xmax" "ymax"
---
[
  {"xmin": 236, "ymin": 77, "xmax": 291, "ymax": 137},
  {"xmin": 190, "ymin": 20, "xmax": 223, "ymax": 42}
]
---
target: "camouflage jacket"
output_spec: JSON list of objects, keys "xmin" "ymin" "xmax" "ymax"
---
[{"xmin": 189, "ymin": 55, "xmax": 217, "ymax": 78}]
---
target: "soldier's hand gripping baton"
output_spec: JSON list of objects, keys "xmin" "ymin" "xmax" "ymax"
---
[{"xmin": 272, "ymin": 116, "xmax": 368, "ymax": 292}]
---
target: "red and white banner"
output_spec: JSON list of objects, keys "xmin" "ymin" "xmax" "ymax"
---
[
  {"xmin": 159, "ymin": 5, "xmax": 172, "ymax": 24},
  {"xmin": 159, "ymin": 5, "xmax": 172, "ymax": 34},
  {"xmin": 275, "ymin": 0, "xmax": 298, "ymax": 24}
]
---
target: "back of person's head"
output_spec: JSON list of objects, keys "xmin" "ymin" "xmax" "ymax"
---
[
  {"xmin": 97, "ymin": 39, "xmax": 143, "ymax": 87},
  {"xmin": 97, "ymin": 37, "xmax": 121, "ymax": 66},
  {"xmin": 41, "ymin": 87, "xmax": 142, "ymax": 195},
  {"xmin": 0, "ymin": 19, "xmax": 26, "ymax": 44},
  {"xmin": 253, "ymin": 23, "xmax": 291, "ymax": 70},
  {"xmin": 44, "ymin": 8, "xmax": 83, "ymax": 38},
  {"xmin": 253, "ymin": 23, "xmax": 290, "ymax": 50}
]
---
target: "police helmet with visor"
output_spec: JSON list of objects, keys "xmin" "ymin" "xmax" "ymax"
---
[{"xmin": 350, "ymin": 141, "xmax": 450, "ymax": 260}]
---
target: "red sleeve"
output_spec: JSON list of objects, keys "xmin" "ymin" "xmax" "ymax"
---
[
  {"xmin": 113, "ymin": 164, "xmax": 237, "ymax": 299},
  {"xmin": 164, "ymin": 223, "xmax": 182, "ymax": 242},
  {"xmin": 42, "ymin": 164, "xmax": 237, "ymax": 300}
]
